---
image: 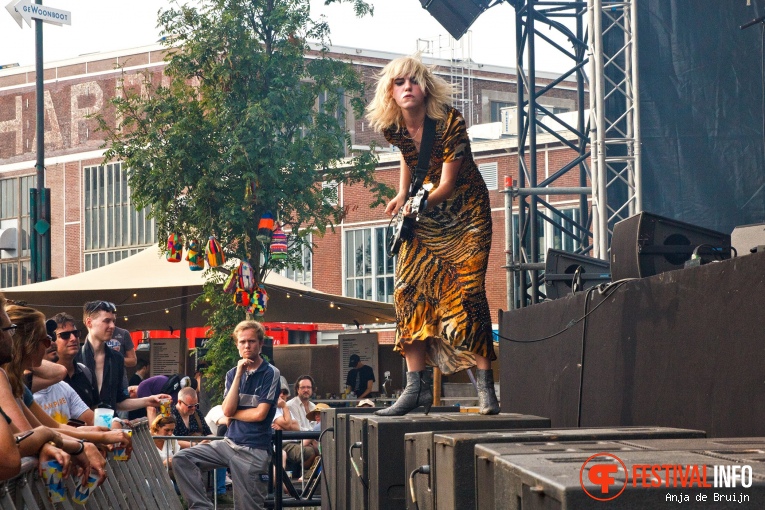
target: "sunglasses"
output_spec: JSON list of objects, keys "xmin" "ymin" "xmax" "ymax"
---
[
  {"xmin": 56, "ymin": 330, "xmax": 82, "ymax": 340},
  {"xmin": 0, "ymin": 324, "xmax": 17, "ymax": 335},
  {"xmin": 180, "ymin": 401, "xmax": 199, "ymax": 410},
  {"xmin": 84, "ymin": 301, "xmax": 117, "ymax": 315}
]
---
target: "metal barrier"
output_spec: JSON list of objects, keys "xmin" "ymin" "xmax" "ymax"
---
[
  {"xmin": 0, "ymin": 418, "xmax": 182, "ymax": 510},
  {"xmin": 0, "ymin": 421, "xmax": 323, "ymax": 509}
]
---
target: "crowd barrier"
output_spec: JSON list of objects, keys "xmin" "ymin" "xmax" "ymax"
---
[
  {"xmin": 0, "ymin": 418, "xmax": 182, "ymax": 510},
  {"xmin": 0, "ymin": 420, "xmax": 322, "ymax": 509}
]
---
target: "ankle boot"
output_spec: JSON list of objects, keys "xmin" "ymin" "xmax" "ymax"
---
[
  {"xmin": 476, "ymin": 368, "xmax": 500, "ymax": 415},
  {"xmin": 375, "ymin": 371, "xmax": 432, "ymax": 416}
]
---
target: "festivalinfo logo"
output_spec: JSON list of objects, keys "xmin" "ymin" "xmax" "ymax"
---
[{"xmin": 579, "ymin": 452, "xmax": 753, "ymax": 503}]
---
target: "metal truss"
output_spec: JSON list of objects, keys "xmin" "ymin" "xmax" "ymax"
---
[
  {"xmin": 506, "ymin": 0, "xmax": 592, "ymax": 307},
  {"xmin": 588, "ymin": 0, "xmax": 642, "ymax": 259}
]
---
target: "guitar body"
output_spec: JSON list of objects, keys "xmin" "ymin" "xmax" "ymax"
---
[{"xmin": 387, "ymin": 188, "xmax": 428, "ymax": 257}]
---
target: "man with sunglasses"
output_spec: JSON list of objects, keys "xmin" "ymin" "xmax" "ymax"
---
[
  {"xmin": 76, "ymin": 301, "xmax": 170, "ymax": 412},
  {"xmin": 172, "ymin": 387, "xmax": 212, "ymax": 449},
  {"xmin": 49, "ymin": 313, "xmax": 99, "ymax": 409}
]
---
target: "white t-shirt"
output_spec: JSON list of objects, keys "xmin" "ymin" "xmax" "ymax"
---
[
  {"xmin": 156, "ymin": 439, "xmax": 180, "ymax": 461},
  {"xmin": 286, "ymin": 396, "xmax": 315, "ymax": 431},
  {"xmin": 33, "ymin": 381, "xmax": 90, "ymax": 424}
]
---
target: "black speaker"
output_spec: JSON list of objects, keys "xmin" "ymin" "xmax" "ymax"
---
[
  {"xmin": 610, "ymin": 211, "xmax": 731, "ymax": 281},
  {"xmin": 419, "ymin": 0, "xmax": 493, "ymax": 40},
  {"xmin": 544, "ymin": 249, "xmax": 610, "ymax": 300}
]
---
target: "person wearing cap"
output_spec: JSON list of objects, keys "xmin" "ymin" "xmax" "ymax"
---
[
  {"xmin": 345, "ymin": 354, "xmax": 375, "ymax": 399},
  {"xmin": 306, "ymin": 403, "xmax": 330, "ymax": 431},
  {"xmin": 357, "ymin": 399, "xmax": 375, "ymax": 408}
]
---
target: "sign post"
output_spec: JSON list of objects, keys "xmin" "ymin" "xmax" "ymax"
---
[{"xmin": 4, "ymin": 0, "xmax": 72, "ymax": 282}]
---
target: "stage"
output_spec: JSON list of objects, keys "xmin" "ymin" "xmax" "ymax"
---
[{"xmin": 500, "ymin": 250, "xmax": 765, "ymax": 438}]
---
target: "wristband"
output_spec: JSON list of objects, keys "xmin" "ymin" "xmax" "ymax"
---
[{"xmin": 72, "ymin": 439, "xmax": 86, "ymax": 455}]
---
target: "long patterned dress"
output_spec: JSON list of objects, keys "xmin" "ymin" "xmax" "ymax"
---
[{"xmin": 384, "ymin": 107, "xmax": 496, "ymax": 375}]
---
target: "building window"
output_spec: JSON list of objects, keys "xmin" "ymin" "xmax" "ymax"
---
[
  {"xmin": 83, "ymin": 162, "xmax": 155, "ymax": 270},
  {"xmin": 322, "ymin": 181, "xmax": 339, "ymax": 207},
  {"xmin": 478, "ymin": 162, "xmax": 498, "ymax": 190},
  {"xmin": 345, "ymin": 226, "xmax": 395, "ymax": 303},
  {"xmin": 0, "ymin": 175, "xmax": 34, "ymax": 287},
  {"xmin": 281, "ymin": 234, "xmax": 312, "ymax": 288}
]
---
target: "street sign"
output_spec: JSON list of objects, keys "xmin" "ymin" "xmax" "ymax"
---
[
  {"xmin": 4, "ymin": 0, "xmax": 23, "ymax": 28},
  {"xmin": 5, "ymin": 0, "xmax": 71, "ymax": 28}
]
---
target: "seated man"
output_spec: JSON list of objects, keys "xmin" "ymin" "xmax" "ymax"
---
[
  {"xmin": 173, "ymin": 320, "xmax": 279, "ymax": 510},
  {"xmin": 285, "ymin": 375, "xmax": 318, "ymax": 473}
]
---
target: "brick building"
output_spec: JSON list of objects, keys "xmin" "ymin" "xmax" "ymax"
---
[{"xmin": 0, "ymin": 43, "xmax": 587, "ymax": 342}]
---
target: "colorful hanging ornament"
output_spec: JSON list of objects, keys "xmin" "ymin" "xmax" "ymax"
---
[
  {"xmin": 270, "ymin": 223, "xmax": 288, "ymax": 261},
  {"xmin": 223, "ymin": 270, "xmax": 238, "ymax": 294},
  {"xmin": 237, "ymin": 261, "xmax": 256, "ymax": 291},
  {"xmin": 234, "ymin": 288, "xmax": 251, "ymax": 307},
  {"xmin": 166, "ymin": 233, "xmax": 183, "ymax": 262},
  {"xmin": 257, "ymin": 211, "xmax": 275, "ymax": 243},
  {"xmin": 186, "ymin": 239, "xmax": 204, "ymax": 271},
  {"xmin": 248, "ymin": 284, "xmax": 268, "ymax": 317},
  {"xmin": 206, "ymin": 236, "xmax": 226, "ymax": 267}
]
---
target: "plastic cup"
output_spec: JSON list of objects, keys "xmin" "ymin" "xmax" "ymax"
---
[
  {"xmin": 72, "ymin": 472, "xmax": 100, "ymax": 505},
  {"xmin": 94, "ymin": 408, "xmax": 115, "ymax": 429},
  {"xmin": 41, "ymin": 460, "xmax": 66, "ymax": 503},
  {"xmin": 113, "ymin": 430, "xmax": 133, "ymax": 461},
  {"xmin": 159, "ymin": 398, "xmax": 173, "ymax": 417}
]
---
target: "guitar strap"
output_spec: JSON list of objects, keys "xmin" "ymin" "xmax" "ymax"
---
[{"xmin": 409, "ymin": 115, "xmax": 437, "ymax": 197}]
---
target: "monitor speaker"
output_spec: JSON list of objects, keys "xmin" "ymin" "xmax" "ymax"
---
[
  {"xmin": 544, "ymin": 249, "xmax": 611, "ymax": 300},
  {"xmin": 419, "ymin": 0, "xmax": 493, "ymax": 40},
  {"xmin": 610, "ymin": 212, "xmax": 731, "ymax": 281}
]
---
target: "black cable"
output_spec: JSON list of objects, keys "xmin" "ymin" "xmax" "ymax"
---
[
  {"xmin": 349, "ymin": 442, "xmax": 368, "ymax": 490},
  {"xmin": 408, "ymin": 465, "xmax": 430, "ymax": 510},
  {"xmin": 319, "ymin": 427, "xmax": 334, "ymax": 510},
  {"xmin": 575, "ymin": 285, "xmax": 598, "ymax": 427},
  {"xmin": 493, "ymin": 279, "xmax": 635, "ymax": 344}
]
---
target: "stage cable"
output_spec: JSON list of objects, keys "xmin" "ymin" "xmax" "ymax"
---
[{"xmin": 492, "ymin": 279, "xmax": 634, "ymax": 344}]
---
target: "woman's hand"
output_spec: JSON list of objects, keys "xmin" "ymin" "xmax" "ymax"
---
[
  {"xmin": 83, "ymin": 442, "xmax": 107, "ymax": 486},
  {"xmin": 385, "ymin": 193, "xmax": 408, "ymax": 217},
  {"xmin": 38, "ymin": 443, "xmax": 71, "ymax": 478},
  {"xmin": 70, "ymin": 449, "xmax": 92, "ymax": 485}
]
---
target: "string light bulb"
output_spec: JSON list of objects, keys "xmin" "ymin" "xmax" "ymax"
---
[{"xmin": 329, "ymin": 302, "xmax": 335, "ymax": 308}]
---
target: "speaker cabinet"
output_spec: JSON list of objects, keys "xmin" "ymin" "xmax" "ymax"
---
[
  {"xmin": 610, "ymin": 212, "xmax": 731, "ymax": 281},
  {"xmin": 544, "ymin": 249, "xmax": 611, "ymax": 300},
  {"xmin": 419, "ymin": 0, "xmax": 492, "ymax": 40}
]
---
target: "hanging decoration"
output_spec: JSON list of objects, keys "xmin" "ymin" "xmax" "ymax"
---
[
  {"xmin": 166, "ymin": 233, "xmax": 183, "ymax": 262},
  {"xmin": 237, "ymin": 261, "xmax": 256, "ymax": 291},
  {"xmin": 206, "ymin": 236, "xmax": 226, "ymax": 267},
  {"xmin": 186, "ymin": 239, "xmax": 204, "ymax": 271},
  {"xmin": 248, "ymin": 284, "xmax": 268, "ymax": 316},
  {"xmin": 234, "ymin": 288, "xmax": 251, "ymax": 307},
  {"xmin": 257, "ymin": 211, "xmax": 275, "ymax": 243},
  {"xmin": 270, "ymin": 223, "xmax": 288, "ymax": 261},
  {"xmin": 223, "ymin": 270, "xmax": 238, "ymax": 294}
]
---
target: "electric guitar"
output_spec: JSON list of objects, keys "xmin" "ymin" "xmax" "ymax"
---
[{"xmin": 387, "ymin": 187, "xmax": 429, "ymax": 257}]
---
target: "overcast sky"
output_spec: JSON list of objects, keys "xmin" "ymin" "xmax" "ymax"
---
[{"xmin": 0, "ymin": 0, "xmax": 573, "ymax": 72}]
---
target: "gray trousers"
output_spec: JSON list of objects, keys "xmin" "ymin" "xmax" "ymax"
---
[{"xmin": 173, "ymin": 438, "xmax": 270, "ymax": 509}]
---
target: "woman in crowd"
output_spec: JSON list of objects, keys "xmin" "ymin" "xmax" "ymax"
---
[
  {"xmin": 366, "ymin": 55, "xmax": 499, "ymax": 416},
  {"xmin": 151, "ymin": 414, "xmax": 180, "ymax": 467}
]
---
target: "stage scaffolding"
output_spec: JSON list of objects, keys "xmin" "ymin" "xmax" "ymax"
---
[{"xmin": 504, "ymin": 0, "xmax": 641, "ymax": 307}]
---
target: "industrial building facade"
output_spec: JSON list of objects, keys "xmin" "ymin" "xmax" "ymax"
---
[{"xmin": 0, "ymin": 43, "xmax": 586, "ymax": 340}]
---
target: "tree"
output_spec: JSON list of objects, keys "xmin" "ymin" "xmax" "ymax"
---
[{"xmin": 98, "ymin": 0, "xmax": 391, "ymax": 398}]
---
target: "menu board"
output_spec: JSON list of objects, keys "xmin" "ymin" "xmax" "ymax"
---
[
  {"xmin": 150, "ymin": 338, "xmax": 184, "ymax": 376},
  {"xmin": 338, "ymin": 332, "xmax": 379, "ymax": 393}
]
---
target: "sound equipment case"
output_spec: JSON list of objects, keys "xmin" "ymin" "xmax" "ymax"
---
[
  {"xmin": 325, "ymin": 406, "xmax": 458, "ymax": 510},
  {"xmin": 494, "ymin": 449, "xmax": 765, "ymax": 509},
  {"xmin": 351, "ymin": 413, "xmax": 549, "ymax": 510},
  {"xmin": 471, "ymin": 427, "xmax": 705, "ymax": 510}
]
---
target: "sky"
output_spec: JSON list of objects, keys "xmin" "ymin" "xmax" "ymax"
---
[{"xmin": 0, "ymin": 0, "xmax": 572, "ymax": 73}]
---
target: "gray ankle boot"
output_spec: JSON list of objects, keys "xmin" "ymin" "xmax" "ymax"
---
[
  {"xmin": 375, "ymin": 371, "xmax": 432, "ymax": 416},
  {"xmin": 476, "ymin": 368, "xmax": 500, "ymax": 415}
]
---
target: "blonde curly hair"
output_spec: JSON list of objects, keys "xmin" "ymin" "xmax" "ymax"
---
[{"xmin": 366, "ymin": 54, "xmax": 454, "ymax": 133}]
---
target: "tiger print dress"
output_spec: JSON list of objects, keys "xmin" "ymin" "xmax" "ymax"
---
[{"xmin": 384, "ymin": 107, "xmax": 496, "ymax": 375}]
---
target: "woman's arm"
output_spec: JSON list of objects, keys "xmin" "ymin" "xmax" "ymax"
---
[
  {"xmin": 385, "ymin": 154, "xmax": 413, "ymax": 217},
  {"xmin": 420, "ymin": 159, "xmax": 459, "ymax": 211}
]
